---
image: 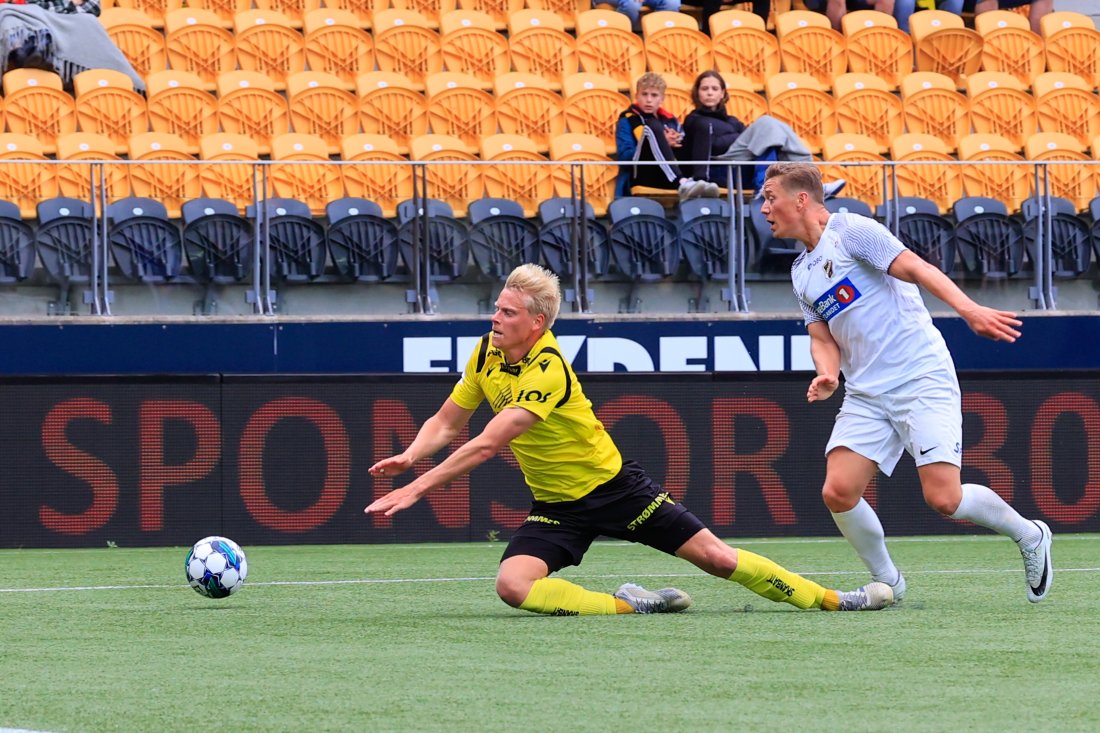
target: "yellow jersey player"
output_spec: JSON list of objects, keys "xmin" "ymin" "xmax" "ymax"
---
[{"xmin": 366, "ymin": 263, "xmax": 893, "ymax": 616}]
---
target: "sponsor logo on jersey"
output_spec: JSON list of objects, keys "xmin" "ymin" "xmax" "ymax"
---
[{"xmin": 812, "ymin": 277, "xmax": 862, "ymax": 321}]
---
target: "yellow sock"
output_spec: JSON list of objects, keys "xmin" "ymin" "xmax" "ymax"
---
[
  {"xmin": 729, "ymin": 549, "xmax": 829, "ymax": 610},
  {"xmin": 518, "ymin": 577, "xmax": 629, "ymax": 615}
]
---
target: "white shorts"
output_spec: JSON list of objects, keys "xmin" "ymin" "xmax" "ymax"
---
[{"xmin": 826, "ymin": 370, "xmax": 962, "ymax": 476}]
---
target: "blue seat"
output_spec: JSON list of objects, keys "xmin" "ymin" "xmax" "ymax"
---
[
  {"xmin": 467, "ymin": 198, "xmax": 540, "ymax": 280},
  {"xmin": 1020, "ymin": 196, "xmax": 1091, "ymax": 279},
  {"xmin": 678, "ymin": 198, "xmax": 757, "ymax": 282},
  {"xmin": 607, "ymin": 197, "xmax": 679, "ymax": 281},
  {"xmin": 247, "ymin": 197, "xmax": 326, "ymax": 282},
  {"xmin": 35, "ymin": 197, "xmax": 96, "ymax": 305},
  {"xmin": 1091, "ymin": 197, "xmax": 1100, "ymax": 272},
  {"xmin": 748, "ymin": 197, "xmax": 803, "ymax": 275},
  {"xmin": 106, "ymin": 197, "xmax": 184, "ymax": 282},
  {"xmin": 953, "ymin": 197, "xmax": 1021, "ymax": 279},
  {"xmin": 325, "ymin": 197, "xmax": 399, "ymax": 282},
  {"xmin": 181, "ymin": 198, "xmax": 254, "ymax": 284},
  {"xmin": 537, "ymin": 197, "xmax": 609, "ymax": 277},
  {"xmin": 878, "ymin": 197, "xmax": 957, "ymax": 275},
  {"xmin": 0, "ymin": 199, "xmax": 35, "ymax": 282},
  {"xmin": 396, "ymin": 197, "xmax": 469, "ymax": 283},
  {"xmin": 825, "ymin": 197, "xmax": 873, "ymax": 218}
]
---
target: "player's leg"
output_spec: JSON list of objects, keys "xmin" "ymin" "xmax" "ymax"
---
[
  {"xmin": 906, "ymin": 371, "xmax": 1051, "ymax": 601},
  {"xmin": 673, "ymin": 528, "xmax": 892, "ymax": 611},
  {"xmin": 823, "ymin": 401, "xmax": 907, "ymax": 597},
  {"xmin": 497, "ymin": 535, "xmax": 631, "ymax": 616}
]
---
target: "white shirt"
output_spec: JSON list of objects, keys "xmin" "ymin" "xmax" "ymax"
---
[{"xmin": 791, "ymin": 212, "xmax": 954, "ymax": 396}]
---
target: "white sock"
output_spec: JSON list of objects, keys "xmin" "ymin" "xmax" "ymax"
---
[
  {"xmin": 831, "ymin": 499, "xmax": 901, "ymax": 585},
  {"xmin": 951, "ymin": 483, "xmax": 1041, "ymax": 548}
]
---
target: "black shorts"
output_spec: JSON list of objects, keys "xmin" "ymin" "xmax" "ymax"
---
[{"xmin": 500, "ymin": 461, "xmax": 707, "ymax": 574}]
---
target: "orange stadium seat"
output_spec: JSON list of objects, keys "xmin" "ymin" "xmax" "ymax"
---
[
  {"xmin": 56, "ymin": 133, "xmax": 130, "ymax": 206},
  {"xmin": 356, "ymin": 71, "xmax": 429, "ymax": 156},
  {"xmin": 1040, "ymin": 12, "xmax": 1100, "ymax": 90},
  {"xmin": 128, "ymin": 131, "xmax": 202, "ymax": 219},
  {"xmin": 722, "ymin": 72, "xmax": 768, "ymax": 124},
  {"xmin": 73, "ymin": 69, "xmax": 149, "ymax": 155},
  {"xmin": 909, "ymin": 9, "xmax": 982, "ymax": 88},
  {"xmin": 494, "ymin": 72, "xmax": 565, "ymax": 154},
  {"xmin": 164, "ymin": 8, "xmax": 236, "ymax": 91},
  {"xmin": 890, "ymin": 133, "xmax": 963, "ymax": 213},
  {"xmin": 775, "ymin": 10, "xmax": 847, "ymax": 90},
  {"xmin": 233, "ymin": 10, "xmax": 306, "ymax": 91},
  {"xmin": 409, "ymin": 134, "xmax": 485, "ymax": 217},
  {"xmin": 575, "ymin": 9, "xmax": 645, "ymax": 91},
  {"xmin": 198, "ymin": 133, "xmax": 261, "ymax": 211},
  {"xmin": 480, "ymin": 133, "xmax": 554, "ymax": 218},
  {"xmin": 216, "ymin": 70, "xmax": 291, "ymax": 156},
  {"xmin": 523, "ymin": 0, "xmax": 584, "ymax": 31},
  {"xmin": 340, "ymin": 133, "xmax": 413, "ymax": 219},
  {"xmin": 270, "ymin": 133, "xmax": 345, "ymax": 216},
  {"xmin": 820, "ymin": 133, "xmax": 886, "ymax": 209},
  {"xmin": 2, "ymin": 69, "xmax": 76, "ymax": 156},
  {"xmin": 182, "ymin": 0, "xmax": 250, "ymax": 28},
  {"xmin": 439, "ymin": 9, "xmax": 509, "ymax": 89},
  {"xmin": 458, "ymin": 0, "xmax": 522, "ymax": 30},
  {"xmin": 321, "ymin": 0, "xmax": 378, "ymax": 28},
  {"xmin": 966, "ymin": 71, "xmax": 1037, "ymax": 151},
  {"xmin": 253, "ymin": 0, "xmax": 322, "ymax": 29},
  {"xmin": 1033, "ymin": 72, "xmax": 1100, "ymax": 149},
  {"xmin": 901, "ymin": 71, "xmax": 969, "ymax": 153},
  {"xmin": 302, "ymin": 8, "xmax": 374, "ymax": 88},
  {"xmin": 373, "ymin": 9, "xmax": 444, "ymax": 90},
  {"xmin": 833, "ymin": 72, "xmax": 903, "ymax": 154},
  {"xmin": 1025, "ymin": 132, "xmax": 1095, "ymax": 212},
  {"xmin": 841, "ymin": 10, "xmax": 912, "ymax": 91},
  {"xmin": 391, "ymin": 0, "xmax": 454, "ymax": 29},
  {"xmin": 110, "ymin": 0, "xmax": 172, "ymax": 27},
  {"xmin": 642, "ymin": 12, "xmax": 714, "ymax": 88},
  {"xmin": 710, "ymin": 10, "xmax": 780, "ymax": 92},
  {"xmin": 286, "ymin": 71, "xmax": 360, "ymax": 156},
  {"xmin": 562, "ymin": 73, "xmax": 630, "ymax": 155},
  {"xmin": 548, "ymin": 133, "xmax": 617, "ymax": 217},
  {"xmin": 958, "ymin": 133, "xmax": 1031, "ymax": 213},
  {"xmin": 425, "ymin": 72, "xmax": 496, "ymax": 154},
  {"xmin": 507, "ymin": 9, "xmax": 577, "ymax": 91},
  {"xmin": 765, "ymin": 72, "xmax": 835, "ymax": 155},
  {"xmin": 100, "ymin": 8, "xmax": 168, "ymax": 79},
  {"xmin": 0, "ymin": 133, "xmax": 58, "ymax": 219},
  {"xmin": 974, "ymin": 9, "xmax": 1044, "ymax": 88},
  {"xmin": 146, "ymin": 69, "xmax": 218, "ymax": 156}
]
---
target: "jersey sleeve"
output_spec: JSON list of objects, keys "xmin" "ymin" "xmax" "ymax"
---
[
  {"xmin": 510, "ymin": 351, "xmax": 570, "ymax": 421},
  {"xmin": 448, "ymin": 336, "xmax": 488, "ymax": 410},
  {"xmin": 843, "ymin": 215, "xmax": 908, "ymax": 272}
]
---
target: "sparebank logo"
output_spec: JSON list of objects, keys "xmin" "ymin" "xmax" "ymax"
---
[{"xmin": 402, "ymin": 334, "xmax": 814, "ymax": 373}]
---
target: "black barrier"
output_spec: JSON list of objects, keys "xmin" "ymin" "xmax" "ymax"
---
[{"xmin": 0, "ymin": 373, "xmax": 1097, "ymax": 548}]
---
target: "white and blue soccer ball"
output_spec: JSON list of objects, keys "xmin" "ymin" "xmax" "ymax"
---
[{"xmin": 185, "ymin": 536, "xmax": 248, "ymax": 599}]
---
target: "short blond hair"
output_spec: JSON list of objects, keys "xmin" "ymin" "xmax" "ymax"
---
[
  {"xmin": 635, "ymin": 72, "xmax": 666, "ymax": 95},
  {"xmin": 763, "ymin": 162, "xmax": 825, "ymax": 204},
  {"xmin": 504, "ymin": 264, "xmax": 561, "ymax": 330}
]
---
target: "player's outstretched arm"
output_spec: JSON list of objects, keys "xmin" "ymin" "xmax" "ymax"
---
[
  {"xmin": 887, "ymin": 250, "xmax": 1022, "ymax": 343},
  {"xmin": 806, "ymin": 321, "xmax": 841, "ymax": 402},
  {"xmin": 365, "ymin": 406, "xmax": 540, "ymax": 517},
  {"xmin": 368, "ymin": 398, "xmax": 474, "ymax": 479}
]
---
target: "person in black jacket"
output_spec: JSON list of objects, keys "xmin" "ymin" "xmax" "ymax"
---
[{"xmin": 680, "ymin": 71, "xmax": 846, "ymax": 197}]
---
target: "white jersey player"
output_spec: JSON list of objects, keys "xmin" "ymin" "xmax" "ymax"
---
[{"xmin": 763, "ymin": 161, "xmax": 1053, "ymax": 603}]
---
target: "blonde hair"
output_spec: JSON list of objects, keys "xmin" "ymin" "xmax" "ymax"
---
[
  {"xmin": 504, "ymin": 264, "xmax": 561, "ymax": 330},
  {"xmin": 635, "ymin": 72, "xmax": 667, "ymax": 95},
  {"xmin": 763, "ymin": 162, "xmax": 825, "ymax": 204}
]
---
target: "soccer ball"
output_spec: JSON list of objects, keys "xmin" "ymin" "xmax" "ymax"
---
[{"xmin": 185, "ymin": 536, "xmax": 248, "ymax": 598}]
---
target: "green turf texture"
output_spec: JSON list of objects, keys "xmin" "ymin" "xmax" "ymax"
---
[{"xmin": 2, "ymin": 535, "xmax": 1097, "ymax": 733}]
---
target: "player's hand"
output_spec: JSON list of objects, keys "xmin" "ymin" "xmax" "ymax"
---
[
  {"xmin": 369, "ymin": 455, "xmax": 413, "ymax": 478},
  {"xmin": 807, "ymin": 374, "xmax": 839, "ymax": 402},
  {"xmin": 962, "ymin": 305, "xmax": 1022, "ymax": 343},
  {"xmin": 365, "ymin": 484, "xmax": 426, "ymax": 517}
]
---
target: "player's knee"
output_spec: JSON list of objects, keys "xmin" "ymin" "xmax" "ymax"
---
[
  {"xmin": 821, "ymin": 482, "xmax": 858, "ymax": 513},
  {"xmin": 923, "ymin": 490, "xmax": 959, "ymax": 516},
  {"xmin": 494, "ymin": 574, "xmax": 530, "ymax": 608},
  {"xmin": 695, "ymin": 540, "xmax": 737, "ymax": 577}
]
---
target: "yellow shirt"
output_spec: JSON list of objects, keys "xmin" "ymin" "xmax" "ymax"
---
[{"xmin": 449, "ymin": 330, "xmax": 622, "ymax": 502}]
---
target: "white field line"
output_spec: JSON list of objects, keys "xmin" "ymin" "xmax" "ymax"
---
[
  {"xmin": 1, "ymin": 566, "xmax": 1098, "ymax": 594},
  {"xmin": 1, "ymin": 728, "xmax": 59, "ymax": 733}
]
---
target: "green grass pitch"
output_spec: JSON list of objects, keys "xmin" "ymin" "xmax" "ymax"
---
[{"xmin": 2, "ymin": 535, "xmax": 1098, "ymax": 733}]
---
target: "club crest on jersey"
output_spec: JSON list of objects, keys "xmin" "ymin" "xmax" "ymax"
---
[
  {"xmin": 812, "ymin": 277, "xmax": 861, "ymax": 321},
  {"xmin": 823, "ymin": 259, "xmax": 834, "ymax": 279}
]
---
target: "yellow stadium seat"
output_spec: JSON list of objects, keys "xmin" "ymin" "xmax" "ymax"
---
[
  {"xmin": 2, "ymin": 69, "xmax": 76, "ymax": 156},
  {"xmin": 409, "ymin": 134, "xmax": 484, "ymax": 217},
  {"xmin": 841, "ymin": 9, "xmax": 912, "ymax": 91},
  {"xmin": 775, "ymin": 10, "xmax": 847, "ymax": 90},
  {"xmin": 562, "ymin": 72, "xmax": 629, "ymax": 155},
  {"xmin": 642, "ymin": 11, "xmax": 714, "ymax": 88},
  {"xmin": 1034, "ymin": 72, "xmax": 1100, "ymax": 149},
  {"xmin": 821, "ymin": 132, "xmax": 886, "ymax": 210},
  {"xmin": 146, "ymin": 70, "xmax": 218, "ymax": 156},
  {"xmin": 909, "ymin": 9, "xmax": 982, "ymax": 88},
  {"xmin": 575, "ymin": 9, "xmax": 645, "ymax": 92},
  {"xmin": 659, "ymin": 72, "xmax": 693, "ymax": 121},
  {"xmin": 0, "ymin": 133, "xmax": 57, "ymax": 219},
  {"xmin": 286, "ymin": 71, "xmax": 360, "ymax": 156},
  {"xmin": 253, "ymin": 0, "xmax": 322, "ymax": 29},
  {"xmin": 56, "ymin": 133, "xmax": 130, "ymax": 206},
  {"xmin": 958, "ymin": 133, "xmax": 1030, "ymax": 213},
  {"xmin": 507, "ymin": 9, "xmax": 577, "ymax": 91},
  {"xmin": 302, "ymin": 8, "xmax": 373, "ymax": 88},
  {"xmin": 128, "ymin": 131, "xmax": 201, "ymax": 219},
  {"xmin": 73, "ymin": 69, "xmax": 149, "ymax": 156},
  {"xmin": 480, "ymin": 133, "xmax": 554, "ymax": 218},
  {"xmin": 459, "ymin": 0, "xmax": 522, "ymax": 30},
  {"xmin": 1024, "ymin": 132, "xmax": 1094, "ymax": 212},
  {"xmin": 974, "ymin": 9, "xmax": 1044, "ymax": 88},
  {"xmin": 373, "ymin": 9, "xmax": 444, "ymax": 90},
  {"xmin": 182, "ymin": 0, "xmax": 250, "ymax": 28},
  {"xmin": 199, "ymin": 132, "xmax": 261, "ymax": 211},
  {"xmin": 765, "ymin": 72, "xmax": 835, "ymax": 155},
  {"xmin": 901, "ymin": 71, "xmax": 969, "ymax": 153},
  {"xmin": 233, "ymin": 10, "xmax": 306, "ymax": 91},
  {"xmin": 165, "ymin": 8, "xmax": 236, "ymax": 91},
  {"xmin": 424, "ymin": 72, "xmax": 496, "ymax": 155},
  {"xmin": 966, "ymin": 71, "xmax": 1037, "ymax": 151},
  {"xmin": 548, "ymin": 132, "xmax": 616, "ymax": 217},
  {"xmin": 1040, "ymin": 11, "xmax": 1100, "ymax": 90},
  {"xmin": 833, "ymin": 72, "xmax": 903, "ymax": 154},
  {"xmin": 494, "ymin": 72, "xmax": 565, "ymax": 154},
  {"xmin": 270, "ymin": 133, "xmax": 344, "ymax": 216},
  {"xmin": 110, "ymin": 0, "xmax": 171, "ymax": 27},
  {"xmin": 321, "ymin": 0, "xmax": 378, "ymax": 28},
  {"xmin": 216, "ymin": 70, "xmax": 291, "ymax": 156},
  {"xmin": 340, "ymin": 134, "xmax": 412, "ymax": 219},
  {"xmin": 439, "ymin": 9, "xmax": 509, "ymax": 89},
  {"xmin": 356, "ymin": 72, "xmax": 428, "ymax": 157},
  {"xmin": 523, "ymin": 0, "xmax": 585, "ymax": 31},
  {"xmin": 890, "ymin": 133, "xmax": 963, "ymax": 213},
  {"xmin": 710, "ymin": 10, "xmax": 779, "ymax": 92},
  {"xmin": 100, "ymin": 8, "xmax": 168, "ymax": 79},
  {"xmin": 391, "ymin": 0, "xmax": 454, "ymax": 29}
]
